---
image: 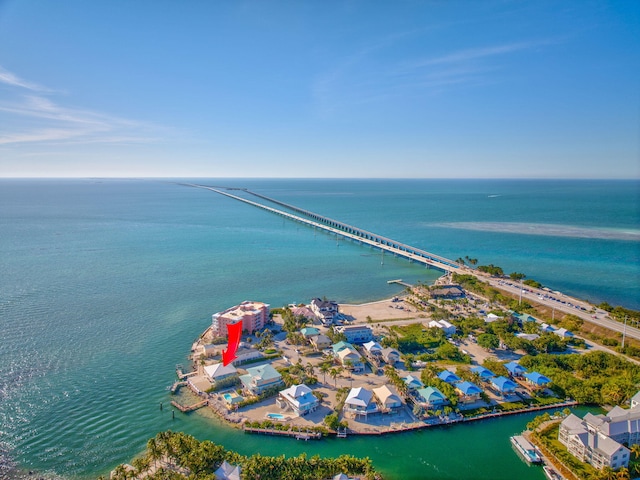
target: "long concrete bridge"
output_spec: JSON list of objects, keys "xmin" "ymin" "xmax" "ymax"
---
[
  {"xmin": 183, "ymin": 182, "xmax": 640, "ymax": 341},
  {"xmin": 185, "ymin": 183, "xmax": 463, "ymax": 273}
]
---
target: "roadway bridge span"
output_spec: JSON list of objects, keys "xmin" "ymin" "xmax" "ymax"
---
[{"xmin": 186, "ymin": 183, "xmax": 462, "ymax": 273}]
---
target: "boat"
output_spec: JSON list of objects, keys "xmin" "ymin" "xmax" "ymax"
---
[
  {"xmin": 510, "ymin": 435, "xmax": 542, "ymax": 464},
  {"xmin": 542, "ymin": 465, "xmax": 565, "ymax": 480}
]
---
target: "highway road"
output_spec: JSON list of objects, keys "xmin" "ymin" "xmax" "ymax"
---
[{"xmin": 480, "ymin": 274, "xmax": 640, "ymax": 341}]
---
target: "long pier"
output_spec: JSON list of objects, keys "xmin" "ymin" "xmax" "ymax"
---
[{"xmin": 185, "ymin": 183, "xmax": 463, "ymax": 273}]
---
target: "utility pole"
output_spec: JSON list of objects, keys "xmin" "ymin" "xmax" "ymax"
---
[
  {"xmin": 622, "ymin": 315, "xmax": 628, "ymax": 350},
  {"xmin": 519, "ymin": 280, "xmax": 523, "ymax": 306}
]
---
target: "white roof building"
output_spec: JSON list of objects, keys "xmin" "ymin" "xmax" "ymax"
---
[
  {"xmin": 344, "ymin": 387, "xmax": 378, "ymax": 416},
  {"xmin": 204, "ymin": 363, "xmax": 238, "ymax": 382}
]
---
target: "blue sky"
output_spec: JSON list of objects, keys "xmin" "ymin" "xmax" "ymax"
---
[{"xmin": 0, "ymin": 1, "xmax": 638, "ymax": 178}]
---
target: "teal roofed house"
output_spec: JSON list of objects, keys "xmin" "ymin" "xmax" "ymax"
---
[
  {"xmin": 438, "ymin": 370, "xmax": 461, "ymax": 384},
  {"xmin": 491, "ymin": 376, "xmax": 518, "ymax": 394},
  {"xmin": 470, "ymin": 366, "xmax": 495, "ymax": 381},
  {"xmin": 505, "ymin": 361, "xmax": 527, "ymax": 377},
  {"xmin": 523, "ymin": 372, "xmax": 551, "ymax": 387},
  {"xmin": 417, "ymin": 386, "xmax": 448, "ymax": 408},
  {"xmin": 332, "ymin": 341, "xmax": 354, "ymax": 354},
  {"xmin": 239, "ymin": 364, "xmax": 284, "ymax": 395},
  {"xmin": 511, "ymin": 312, "xmax": 537, "ymax": 324},
  {"xmin": 300, "ymin": 327, "xmax": 320, "ymax": 338}
]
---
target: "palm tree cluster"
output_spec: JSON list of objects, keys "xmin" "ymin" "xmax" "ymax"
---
[{"xmin": 109, "ymin": 430, "xmax": 380, "ymax": 480}]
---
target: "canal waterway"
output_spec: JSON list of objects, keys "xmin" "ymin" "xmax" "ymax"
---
[{"xmin": 0, "ymin": 179, "xmax": 636, "ymax": 479}]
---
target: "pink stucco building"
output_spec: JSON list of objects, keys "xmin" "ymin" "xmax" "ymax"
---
[{"xmin": 211, "ymin": 301, "xmax": 270, "ymax": 337}]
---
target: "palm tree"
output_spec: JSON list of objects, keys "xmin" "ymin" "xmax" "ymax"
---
[
  {"xmin": 147, "ymin": 437, "xmax": 161, "ymax": 471},
  {"xmin": 305, "ymin": 362, "xmax": 315, "ymax": 378},
  {"xmin": 630, "ymin": 443, "xmax": 640, "ymax": 460},
  {"xmin": 330, "ymin": 368, "xmax": 340, "ymax": 387},
  {"xmin": 615, "ymin": 466, "xmax": 630, "ymax": 480},
  {"xmin": 319, "ymin": 363, "xmax": 330, "ymax": 384}
]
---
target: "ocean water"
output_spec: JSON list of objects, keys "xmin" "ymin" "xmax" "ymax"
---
[{"xmin": 0, "ymin": 178, "xmax": 637, "ymax": 479}]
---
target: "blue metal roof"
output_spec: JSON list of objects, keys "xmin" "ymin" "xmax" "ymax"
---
[
  {"xmin": 492, "ymin": 376, "xmax": 517, "ymax": 392},
  {"xmin": 456, "ymin": 381, "xmax": 482, "ymax": 395},
  {"xmin": 438, "ymin": 370, "xmax": 461, "ymax": 384},
  {"xmin": 470, "ymin": 366, "xmax": 495, "ymax": 379},
  {"xmin": 504, "ymin": 361, "xmax": 527, "ymax": 375},
  {"xmin": 523, "ymin": 371, "xmax": 551, "ymax": 385}
]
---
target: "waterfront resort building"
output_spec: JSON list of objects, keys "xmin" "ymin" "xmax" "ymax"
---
[
  {"xmin": 373, "ymin": 385, "xmax": 403, "ymax": 411},
  {"xmin": 278, "ymin": 384, "xmax": 319, "ymax": 416},
  {"xmin": 310, "ymin": 298, "xmax": 339, "ymax": 326},
  {"xmin": 335, "ymin": 325, "xmax": 374, "ymax": 344},
  {"xmin": 559, "ymin": 406, "xmax": 639, "ymax": 470},
  {"xmin": 344, "ymin": 387, "xmax": 378, "ymax": 417},
  {"xmin": 239, "ymin": 364, "xmax": 284, "ymax": 395},
  {"xmin": 211, "ymin": 301, "xmax": 270, "ymax": 337},
  {"xmin": 204, "ymin": 363, "xmax": 238, "ymax": 384},
  {"xmin": 416, "ymin": 386, "xmax": 448, "ymax": 409}
]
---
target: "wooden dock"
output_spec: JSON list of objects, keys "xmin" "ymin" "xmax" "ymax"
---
[
  {"xmin": 387, "ymin": 279, "xmax": 412, "ymax": 287},
  {"xmin": 171, "ymin": 399, "xmax": 208, "ymax": 413},
  {"xmin": 243, "ymin": 426, "xmax": 322, "ymax": 440},
  {"xmin": 169, "ymin": 381, "xmax": 187, "ymax": 394}
]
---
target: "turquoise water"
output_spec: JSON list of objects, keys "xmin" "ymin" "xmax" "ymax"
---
[{"xmin": 0, "ymin": 178, "xmax": 637, "ymax": 479}]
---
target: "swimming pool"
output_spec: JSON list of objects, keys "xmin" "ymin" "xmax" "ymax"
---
[
  {"xmin": 223, "ymin": 392, "xmax": 243, "ymax": 403},
  {"xmin": 266, "ymin": 413, "xmax": 285, "ymax": 420}
]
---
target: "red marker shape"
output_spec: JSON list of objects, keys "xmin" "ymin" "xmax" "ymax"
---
[{"xmin": 222, "ymin": 322, "xmax": 242, "ymax": 366}]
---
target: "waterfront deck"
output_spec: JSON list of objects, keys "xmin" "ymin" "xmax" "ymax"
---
[
  {"xmin": 171, "ymin": 399, "xmax": 208, "ymax": 413},
  {"xmin": 243, "ymin": 426, "xmax": 322, "ymax": 440},
  {"xmin": 184, "ymin": 183, "xmax": 463, "ymax": 273}
]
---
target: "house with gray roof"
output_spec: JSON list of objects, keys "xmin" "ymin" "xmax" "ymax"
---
[
  {"xmin": 559, "ymin": 412, "xmax": 632, "ymax": 470},
  {"xmin": 381, "ymin": 347, "xmax": 401, "ymax": 364},
  {"xmin": 344, "ymin": 387, "xmax": 378, "ymax": 417}
]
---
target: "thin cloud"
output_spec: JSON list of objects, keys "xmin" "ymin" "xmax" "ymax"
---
[
  {"xmin": 313, "ymin": 37, "xmax": 557, "ymax": 115},
  {"xmin": 0, "ymin": 65, "xmax": 166, "ymax": 147},
  {"xmin": 0, "ymin": 66, "xmax": 51, "ymax": 92}
]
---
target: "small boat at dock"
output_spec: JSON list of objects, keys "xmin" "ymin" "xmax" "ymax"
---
[{"xmin": 510, "ymin": 435, "xmax": 542, "ymax": 464}]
